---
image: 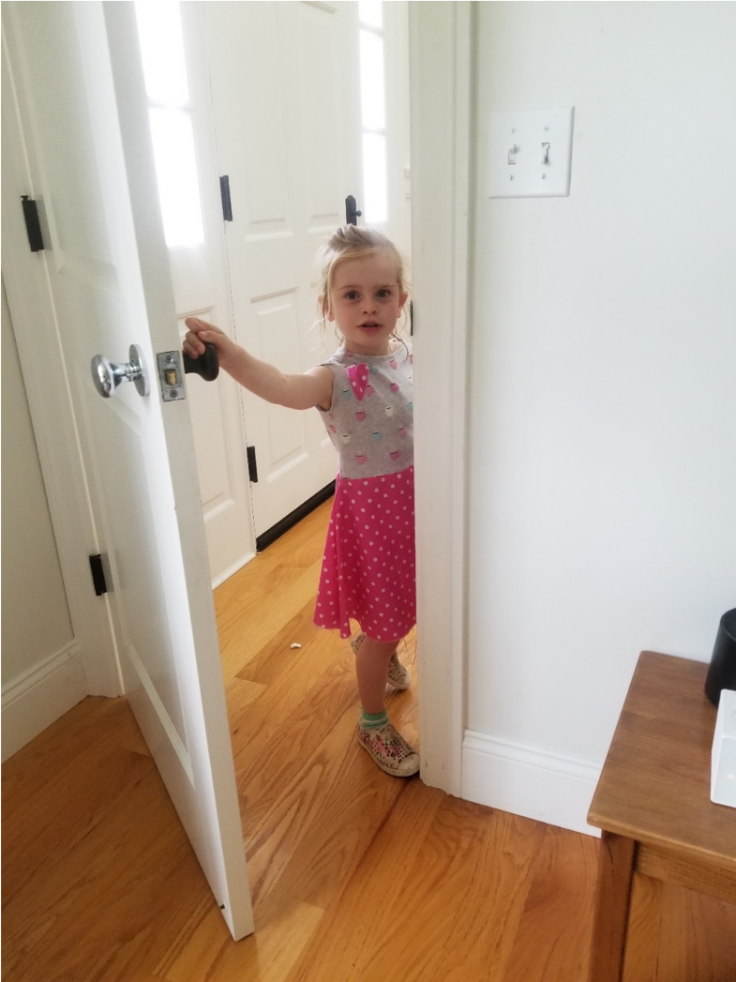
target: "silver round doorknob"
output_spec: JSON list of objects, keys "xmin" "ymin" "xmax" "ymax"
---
[{"xmin": 91, "ymin": 344, "xmax": 150, "ymax": 398}]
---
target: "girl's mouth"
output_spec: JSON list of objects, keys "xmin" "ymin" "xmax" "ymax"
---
[{"xmin": 360, "ymin": 322, "xmax": 381, "ymax": 330}]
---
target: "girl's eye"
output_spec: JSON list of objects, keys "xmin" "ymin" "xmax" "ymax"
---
[
  {"xmin": 344, "ymin": 291, "xmax": 359, "ymax": 301},
  {"xmin": 377, "ymin": 289, "xmax": 392, "ymax": 299}
]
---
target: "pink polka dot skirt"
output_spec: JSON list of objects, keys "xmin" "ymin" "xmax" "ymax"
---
[{"xmin": 314, "ymin": 465, "xmax": 416, "ymax": 642}]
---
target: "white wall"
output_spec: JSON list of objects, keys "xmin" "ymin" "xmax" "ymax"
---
[{"xmin": 463, "ymin": 2, "xmax": 736, "ymax": 833}]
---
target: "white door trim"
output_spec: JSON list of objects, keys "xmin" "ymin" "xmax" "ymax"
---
[{"xmin": 410, "ymin": 2, "xmax": 472, "ymax": 796}]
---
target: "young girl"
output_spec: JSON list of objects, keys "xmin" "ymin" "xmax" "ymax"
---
[{"xmin": 183, "ymin": 226, "xmax": 418, "ymax": 778}]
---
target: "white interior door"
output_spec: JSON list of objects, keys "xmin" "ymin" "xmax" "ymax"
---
[
  {"xmin": 203, "ymin": 0, "xmax": 362, "ymax": 537},
  {"xmin": 133, "ymin": 2, "xmax": 257, "ymax": 588},
  {"xmin": 2, "ymin": 1, "xmax": 253, "ymax": 939}
]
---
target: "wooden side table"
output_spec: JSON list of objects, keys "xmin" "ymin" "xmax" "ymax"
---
[{"xmin": 587, "ymin": 651, "xmax": 736, "ymax": 982}]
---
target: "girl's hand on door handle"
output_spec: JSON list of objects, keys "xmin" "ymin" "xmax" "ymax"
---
[{"xmin": 184, "ymin": 317, "xmax": 238, "ymax": 373}]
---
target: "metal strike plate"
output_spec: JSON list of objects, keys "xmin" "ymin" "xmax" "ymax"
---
[{"xmin": 157, "ymin": 351, "xmax": 186, "ymax": 402}]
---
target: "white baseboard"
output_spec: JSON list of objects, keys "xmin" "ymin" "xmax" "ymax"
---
[
  {"xmin": 2, "ymin": 642, "xmax": 88, "ymax": 762},
  {"xmin": 461, "ymin": 730, "xmax": 602, "ymax": 837},
  {"xmin": 211, "ymin": 550, "xmax": 256, "ymax": 590}
]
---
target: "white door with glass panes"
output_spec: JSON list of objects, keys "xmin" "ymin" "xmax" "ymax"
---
[
  {"xmin": 135, "ymin": 1, "xmax": 257, "ymax": 587},
  {"xmin": 2, "ymin": 0, "xmax": 253, "ymax": 939}
]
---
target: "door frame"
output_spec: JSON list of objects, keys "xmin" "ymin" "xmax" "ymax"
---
[
  {"xmin": 2, "ymin": 1, "xmax": 472, "ymax": 799},
  {"xmin": 410, "ymin": 1, "xmax": 472, "ymax": 796}
]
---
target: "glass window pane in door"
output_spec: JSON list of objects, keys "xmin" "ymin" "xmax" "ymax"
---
[
  {"xmin": 359, "ymin": 31, "xmax": 385, "ymax": 131},
  {"xmin": 363, "ymin": 133, "xmax": 387, "ymax": 223},
  {"xmin": 135, "ymin": 0, "xmax": 189, "ymax": 104},
  {"xmin": 358, "ymin": 0, "xmax": 383, "ymax": 29},
  {"xmin": 149, "ymin": 109, "xmax": 205, "ymax": 247}
]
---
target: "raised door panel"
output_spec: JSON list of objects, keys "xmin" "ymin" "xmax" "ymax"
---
[{"xmin": 254, "ymin": 292, "xmax": 309, "ymax": 475}]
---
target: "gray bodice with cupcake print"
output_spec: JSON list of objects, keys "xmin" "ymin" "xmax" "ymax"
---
[{"xmin": 317, "ymin": 344, "xmax": 413, "ymax": 480}]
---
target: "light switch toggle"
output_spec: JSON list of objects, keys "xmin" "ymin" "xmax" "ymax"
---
[
  {"xmin": 508, "ymin": 144, "xmax": 519, "ymax": 165},
  {"xmin": 542, "ymin": 142, "xmax": 551, "ymax": 165}
]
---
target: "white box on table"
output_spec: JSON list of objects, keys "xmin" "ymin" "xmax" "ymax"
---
[{"xmin": 711, "ymin": 688, "xmax": 736, "ymax": 808}]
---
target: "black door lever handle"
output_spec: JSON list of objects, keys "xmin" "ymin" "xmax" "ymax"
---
[{"xmin": 183, "ymin": 342, "xmax": 219, "ymax": 382}]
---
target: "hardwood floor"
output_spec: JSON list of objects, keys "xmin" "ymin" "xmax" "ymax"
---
[{"xmin": 3, "ymin": 498, "xmax": 735, "ymax": 981}]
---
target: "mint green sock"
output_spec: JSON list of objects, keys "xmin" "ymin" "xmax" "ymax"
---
[{"xmin": 360, "ymin": 708, "xmax": 388, "ymax": 730}]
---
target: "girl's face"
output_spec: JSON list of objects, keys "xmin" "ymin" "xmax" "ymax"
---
[{"xmin": 327, "ymin": 252, "xmax": 407, "ymax": 356}]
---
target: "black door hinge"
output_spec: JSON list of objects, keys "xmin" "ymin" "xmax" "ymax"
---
[
  {"xmin": 21, "ymin": 196, "xmax": 44, "ymax": 252},
  {"xmin": 89, "ymin": 554, "xmax": 108, "ymax": 596},
  {"xmin": 247, "ymin": 446, "xmax": 259, "ymax": 483},
  {"xmin": 220, "ymin": 176, "xmax": 233, "ymax": 222},
  {"xmin": 345, "ymin": 194, "xmax": 362, "ymax": 226}
]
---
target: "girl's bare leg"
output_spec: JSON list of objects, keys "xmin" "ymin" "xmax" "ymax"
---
[{"xmin": 355, "ymin": 636, "xmax": 399, "ymax": 714}]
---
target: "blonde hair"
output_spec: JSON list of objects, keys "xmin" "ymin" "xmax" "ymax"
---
[{"xmin": 316, "ymin": 225, "xmax": 408, "ymax": 331}]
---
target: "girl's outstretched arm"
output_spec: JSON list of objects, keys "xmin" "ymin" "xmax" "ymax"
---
[{"xmin": 183, "ymin": 317, "xmax": 333, "ymax": 411}]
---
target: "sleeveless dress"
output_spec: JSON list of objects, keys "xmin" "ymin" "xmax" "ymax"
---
[{"xmin": 313, "ymin": 344, "xmax": 415, "ymax": 642}]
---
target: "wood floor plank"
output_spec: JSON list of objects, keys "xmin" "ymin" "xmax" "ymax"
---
[
  {"xmin": 356, "ymin": 797, "xmax": 516, "ymax": 982},
  {"xmin": 216, "ymin": 499, "xmax": 341, "ymax": 684},
  {"xmin": 243, "ymin": 695, "xmax": 407, "ymax": 909},
  {"xmin": 286, "ymin": 794, "xmax": 513, "ymax": 982},
  {"xmin": 214, "ymin": 500, "xmax": 329, "ymax": 606},
  {"xmin": 3, "ymin": 725, "xmax": 211, "ymax": 982},
  {"xmin": 3, "ymin": 745, "xmax": 155, "ymax": 913},
  {"xmin": 216, "ymin": 560, "xmax": 308, "ymax": 642},
  {"xmin": 237, "ymin": 653, "xmax": 357, "ymax": 828},
  {"xmin": 225, "ymin": 676, "xmax": 268, "ymax": 717},
  {"xmin": 431, "ymin": 813, "xmax": 547, "ymax": 982},
  {"xmin": 284, "ymin": 779, "xmax": 446, "ymax": 982},
  {"xmin": 216, "ymin": 514, "xmax": 323, "ymax": 592},
  {"xmin": 2, "ymin": 698, "xmax": 155, "ymax": 910},
  {"xmin": 160, "ymin": 895, "xmax": 324, "ymax": 982},
  {"xmin": 2, "ymin": 696, "xmax": 134, "ymax": 812},
  {"xmin": 237, "ymin": 598, "xmax": 327, "ymax": 687},
  {"xmin": 231, "ymin": 625, "xmax": 416, "ymax": 866},
  {"xmin": 219, "ymin": 561, "xmax": 324, "ymax": 682},
  {"xmin": 230, "ymin": 614, "xmax": 351, "ymax": 782},
  {"xmin": 375, "ymin": 800, "xmax": 533, "ymax": 982},
  {"xmin": 501, "ymin": 824, "xmax": 599, "ymax": 982}
]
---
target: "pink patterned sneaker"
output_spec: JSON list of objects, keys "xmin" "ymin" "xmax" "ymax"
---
[
  {"xmin": 350, "ymin": 633, "xmax": 412, "ymax": 690},
  {"xmin": 357, "ymin": 720, "xmax": 420, "ymax": 777}
]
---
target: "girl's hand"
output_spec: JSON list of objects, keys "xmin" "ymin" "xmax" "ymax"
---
[{"xmin": 183, "ymin": 317, "xmax": 238, "ymax": 372}]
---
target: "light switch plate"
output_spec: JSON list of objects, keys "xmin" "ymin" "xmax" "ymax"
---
[{"xmin": 489, "ymin": 107, "xmax": 574, "ymax": 198}]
